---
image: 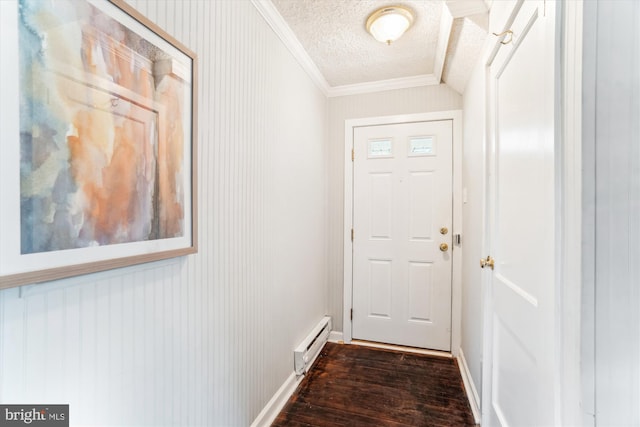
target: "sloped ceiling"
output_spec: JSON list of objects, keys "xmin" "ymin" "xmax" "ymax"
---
[
  {"xmin": 442, "ymin": 13, "xmax": 489, "ymax": 92},
  {"xmin": 268, "ymin": 0, "xmax": 489, "ymax": 95}
]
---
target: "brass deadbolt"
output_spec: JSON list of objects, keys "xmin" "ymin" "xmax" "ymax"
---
[{"xmin": 440, "ymin": 227, "xmax": 448, "ymax": 235}]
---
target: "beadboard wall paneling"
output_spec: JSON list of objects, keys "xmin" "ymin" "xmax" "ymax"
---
[
  {"xmin": 327, "ymin": 85, "xmax": 462, "ymax": 331},
  {"xmin": 584, "ymin": 1, "xmax": 640, "ymax": 424},
  {"xmin": 0, "ymin": 1, "xmax": 328, "ymax": 425}
]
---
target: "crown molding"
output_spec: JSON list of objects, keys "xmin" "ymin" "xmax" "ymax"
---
[
  {"xmin": 251, "ymin": 0, "xmax": 330, "ymax": 96},
  {"xmin": 327, "ymin": 74, "xmax": 440, "ymax": 98}
]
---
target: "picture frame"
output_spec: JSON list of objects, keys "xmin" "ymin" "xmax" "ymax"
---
[{"xmin": 0, "ymin": 0, "xmax": 198, "ymax": 289}]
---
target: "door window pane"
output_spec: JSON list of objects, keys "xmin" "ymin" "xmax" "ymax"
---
[
  {"xmin": 408, "ymin": 136, "xmax": 435, "ymax": 156},
  {"xmin": 368, "ymin": 138, "xmax": 393, "ymax": 158}
]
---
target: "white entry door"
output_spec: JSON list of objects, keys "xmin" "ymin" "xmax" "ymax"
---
[
  {"xmin": 483, "ymin": 1, "xmax": 557, "ymax": 425},
  {"xmin": 352, "ymin": 120, "xmax": 452, "ymax": 351}
]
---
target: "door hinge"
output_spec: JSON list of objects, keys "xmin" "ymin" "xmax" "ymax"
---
[
  {"xmin": 350, "ymin": 308, "xmax": 353, "ymax": 320},
  {"xmin": 351, "ymin": 228, "xmax": 354, "ymax": 241},
  {"xmin": 351, "ymin": 148, "xmax": 354, "ymax": 162}
]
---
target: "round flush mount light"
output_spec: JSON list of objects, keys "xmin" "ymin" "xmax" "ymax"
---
[{"xmin": 366, "ymin": 5, "xmax": 414, "ymax": 45}]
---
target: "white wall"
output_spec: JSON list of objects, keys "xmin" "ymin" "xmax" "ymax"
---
[
  {"xmin": 460, "ymin": 61, "xmax": 485, "ymax": 402},
  {"xmin": 0, "ymin": 1, "xmax": 328, "ymax": 425},
  {"xmin": 582, "ymin": 0, "xmax": 640, "ymax": 425},
  {"xmin": 327, "ymin": 85, "xmax": 462, "ymax": 331}
]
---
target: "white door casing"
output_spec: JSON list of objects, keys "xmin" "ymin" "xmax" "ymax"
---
[
  {"xmin": 352, "ymin": 120, "xmax": 453, "ymax": 351},
  {"xmin": 343, "ymin": 111, "xmax": 463, "ymax": 355},
  {"xmin": 482, "ymin": 1, "xmax": 557, "ymax": 426}
]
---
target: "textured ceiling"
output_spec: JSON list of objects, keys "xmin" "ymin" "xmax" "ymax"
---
[{"xmin": 270, "ymin": 0, "xmax": 488, "ymax": 92}]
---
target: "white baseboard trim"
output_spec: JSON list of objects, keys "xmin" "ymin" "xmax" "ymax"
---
[
  {"xmin": 457, "ymin": 348, "xmax": 481, "ymax": 424},
  {"xmin": 250, "ymin": 371, "xmax": 302, "ymax": 427},
  {"xmin": 328, "ymin": 330, "xmax": 344, "ymax": 343}
]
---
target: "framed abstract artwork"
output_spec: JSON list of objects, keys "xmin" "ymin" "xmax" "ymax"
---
[{"xmin": 0, "ymin": 0, "xmax": 198, "ymax": 289}]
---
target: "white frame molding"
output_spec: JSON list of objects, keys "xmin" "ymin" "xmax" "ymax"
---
[
  {"xmin": 343, "ymin": 111, "xmax": 463, "ymax": 356},
  {"xmin": 557, "ymin": 0, "xmax": 585, "ymax": 425}
]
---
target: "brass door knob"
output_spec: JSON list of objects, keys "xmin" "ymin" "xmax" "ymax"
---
[
  {"xmin": 480, "ymin": 256, "xmax": 495, "ymax": 270},
  {"xmin": 439, "ymin": 243, "xmax": 449, "ymax": 252},
  {"xmin": 440, "ymin": 227, "xmax": 448, "ymax": 235}
]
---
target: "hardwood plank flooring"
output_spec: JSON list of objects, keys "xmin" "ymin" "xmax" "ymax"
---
[{"xmin": 273, "ymin": 342, "xmax": 477, "ymax": 427}]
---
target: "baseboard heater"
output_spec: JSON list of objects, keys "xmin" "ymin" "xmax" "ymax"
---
[{"xmin": 294, "ymin": 316, "xmax": 332, "ymax": 375}]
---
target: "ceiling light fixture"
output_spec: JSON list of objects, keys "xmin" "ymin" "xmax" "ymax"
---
[{"xmin": 366, "ymin": 5, "xmax": 414, "ymax": 45}]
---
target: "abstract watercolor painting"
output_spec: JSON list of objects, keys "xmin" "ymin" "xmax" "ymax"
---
[{"xmin": 0, "ymin": 0, "xmax": 197, "ymax": 288}]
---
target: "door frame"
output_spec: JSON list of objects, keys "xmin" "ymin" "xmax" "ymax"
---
[{"xmin": 343, "ymin": 110, "xmax": 463, "ymax": 356}]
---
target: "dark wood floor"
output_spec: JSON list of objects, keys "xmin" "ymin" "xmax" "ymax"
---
[{"xmin": 273, "ymin": 342, "xmax": 477, "ymax": 427}]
